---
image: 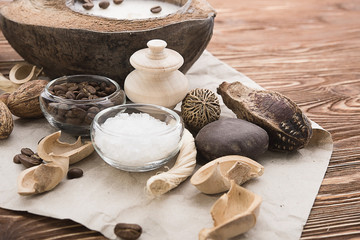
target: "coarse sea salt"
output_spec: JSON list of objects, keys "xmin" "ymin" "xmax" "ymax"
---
[{"xmin": 94, "ymin": 113, "xmax": 181, "ymax": 167}]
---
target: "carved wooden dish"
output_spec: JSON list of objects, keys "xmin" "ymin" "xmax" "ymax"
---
[{"xmin": 0, "ymin": 0, "xmax": 216, "ymax": 86}]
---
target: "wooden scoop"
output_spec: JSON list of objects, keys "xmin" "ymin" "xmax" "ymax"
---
[{"xmin": 17, "ymin": 131, "xmax": 94, "ymax": 196}]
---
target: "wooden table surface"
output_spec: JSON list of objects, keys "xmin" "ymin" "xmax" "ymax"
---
[{"xmin": 1, "ymin": 0, "xmax": 360, "ymax": 239}]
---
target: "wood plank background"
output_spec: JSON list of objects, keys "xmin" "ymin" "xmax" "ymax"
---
[{"xmin": 1, "ymin": 0, "xmax": 360, "ymax": 239}]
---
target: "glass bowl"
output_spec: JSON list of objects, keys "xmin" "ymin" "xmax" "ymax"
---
[
  {"xmin": 90, "ymin": 104, "xmax": 184, "ymax": 172},
  {"xmin": 40, "ymin": 75, "xmax": 126, "ymax": 136}
]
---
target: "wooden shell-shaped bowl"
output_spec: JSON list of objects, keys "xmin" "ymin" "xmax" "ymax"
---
[
  {"xmin": 0, "ymin": 0, "xmax": 215, "ymax": 86},
  {"xmin": 199, "ymin": 181, "xmax": 262, "ymax": 240},
  {"xmin": 191, "ymin": 155, "xmax": 264, "ymax": 194}
]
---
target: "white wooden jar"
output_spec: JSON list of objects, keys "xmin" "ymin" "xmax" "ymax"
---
[{"xmin": 124, "ymin": 39, "xmax": 189, "ymax": 109}]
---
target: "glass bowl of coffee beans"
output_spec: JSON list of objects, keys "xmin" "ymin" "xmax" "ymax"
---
[{"xmin": 40, "ymin": 75, "xmax": 126, "ymax": 136}]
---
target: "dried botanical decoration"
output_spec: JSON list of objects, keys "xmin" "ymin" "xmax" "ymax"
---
[
  {"xmin": 199, "ymin": 181, "xmax": 262, "ymax": 240},
  {"xmin": 181, "ymin": 88, "xmax": 221, "ymax": 132},
  {"xmin": 218, "ymin": 81, "xmax": 312, "ymax": 152}
]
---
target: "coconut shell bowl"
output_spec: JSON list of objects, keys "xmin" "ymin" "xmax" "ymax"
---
[{"xmin": 0, "ymin": 0, "xmax": 216, "ymax": 86}]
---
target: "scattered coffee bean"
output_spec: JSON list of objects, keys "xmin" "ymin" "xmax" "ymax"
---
[
  {"xmin": 150, "ymin": 5, "xmax": 162, "ymax": 13},
  {"xmin": 83, "ymin": 2, "xmax": 94, "ymax": 10},
  {"xmin": 18, "ymin": 154, "xmax": 42, "ymax": 168},
  {"xmin": 67, "ymin": 168, "xmax": 84, "ymax": 179},
  {"xmin": 13, "ymin": 154, "xmax": 22, "ymax": 164},
  {"xmin": 21, "ymin": 147, "xmax": 35, "ymax": 157},
  {"xmin": 114, "ymin": 223, "xmax": 142, "ymax": 240},
  {"xmin": 113, "ymin": 0, "xmax": 123, "ymax": 4},
  {"xmin": 99, "ymin": 0, "xmax": 110, "ymax": 9},
  {"xmin": 30, "ymin": 153, "xmax": 42, "ymax": 162}
]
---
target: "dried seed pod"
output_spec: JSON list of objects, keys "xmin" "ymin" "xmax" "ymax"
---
[
  {"xmin": 199, "ymin": 181, "xmax": 262, "ymax": 240},
  {"xmin": 217, "ymin": 81, "xmax": 312, "ymax": 152},
  {"xmin": 0, "ymin": 101, "xmax": 13, "ymax": 139},
  {"xmin": 0, "ymin": 93, "xmax": 10, "ymax": 104},
  {"xmin": 191, "ymin": 155, "xmax": 264, "ymax": 194},
  {"xmin": 7, "ymin": 79, "xmax": 48, "ymax": 118},
  {"xmin": 181, "ymin": 88, "xmax": 221, "ymax": 132}
]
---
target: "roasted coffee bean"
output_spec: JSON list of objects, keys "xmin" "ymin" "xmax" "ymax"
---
[
  {"xmin": 30, "ymin": 153, "xmax": 42, "ymax": 162},
  {"xmin": 13, "ymin": 154, "xmax": 22, "ymax": 164},
  {"xmin": 67, "ymin": 168, "xmax": 83, "ymax": 179},
  {"xmin": 55, "ymin": 90, "xmax": 66, "ymax": 96},
  {"xmin": 53, "ymin": 84, "xmax": 68, "ymax": 92},
  {"xmin": 21, "ymin": 147, "xmax": 35, "ymax": 157},
  {"xmin": 99, "ymin": 0, "xmax": 110, "ymax": 9},
  {"xmin": 88, "ymin": 106, "xmax": 100, "ymax": 113},
  {"xmin": 66, "ymin": 107, "xmax": 87, "ymax": 119},
  {"xmin": 82, "ymin": 2, "xmax": 94, "ymax": 10},
  {"xmin": 18, "ymin": 154, "xmax": 42, "ymax": 168},
  {"xmin": 76, "ymin": 92, "xmax": 87, "ymax": 100},
  {"xmin": 100, "ymin": 82, "xmax": 107, "ymax": 90},
  {"xmin": 85, "ymin": 85, "xmax": 97, "ymax": 95},
  {"xmin": 88, "ymin": 95, "xmax": 99, "ymax": 100},
  {"xmin": 114, "ymin": 223, "xmax": 142, "ymax": 240},
  {"xmin": 66, "ymin": 91, "xmax": 76, "ymax": 99},
  {"xmin": 65, "ymin": 117, "xmax": 83, "ymax": 125},
  {"xmin": 88, "ymin": 81, "xmax": 98, "ymax": 87},
  {"xmin": 113, "ymin": 0, "xmax": 123, "ymax": 4},
  {"xmin": 68, "ymin": 84, "xmax": 79, "ymax": 91},
  {"xmin": 84, "ymin": 112, "xmax": 96, "ymax": 124},
  {"xmin": 150, "ymin": 6, "xmax": 162, "ymax": 13},
  {"xmin": 97, "ymin": 91, "xmax": 107, "ymax": 97}
]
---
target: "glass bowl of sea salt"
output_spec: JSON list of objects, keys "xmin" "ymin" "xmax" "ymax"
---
[{"xmin": 90, "ymin": 103, "xmax": 184, "ymax": 172}]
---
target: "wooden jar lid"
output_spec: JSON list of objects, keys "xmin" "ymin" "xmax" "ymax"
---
[{"xmin": 129, "ymin": 39, "xmax": 184, "ymax": 73}]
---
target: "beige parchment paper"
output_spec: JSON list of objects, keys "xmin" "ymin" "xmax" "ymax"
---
[{"xmin": 0, "ymin": 51, "xmax": 333, "ymax": 240}]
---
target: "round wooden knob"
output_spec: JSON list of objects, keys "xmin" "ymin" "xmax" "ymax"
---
[{"xmin": 147, "ymin": 39, "xmax": 167, "ymax": 59}]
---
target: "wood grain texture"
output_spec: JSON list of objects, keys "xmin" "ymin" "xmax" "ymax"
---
[{"xmin": 1, "ymin": 0, "xmax": 360, "ymax": 239}]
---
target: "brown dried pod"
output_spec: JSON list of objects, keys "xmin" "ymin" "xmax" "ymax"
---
[
  {"xmin": 181, "ymin": 88, "xmax": 221, "ymax": 132},
  {"xmin": 7, "ymin": 79, "xmax": 48, "ymax": 118},
  {"xmin": 0, "ymin": 101, "xmax": 13, "ymax": 139},
  {"xmin": 0, "ymin": 93, "xmax": 10, "ymax": 105},
  {"xmin": 217, "ymin": 81, "xmax": 312, "ymax": 152}
]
